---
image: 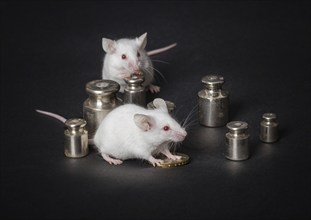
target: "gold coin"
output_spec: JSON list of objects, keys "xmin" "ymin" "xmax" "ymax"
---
[{"xmin": 158, "ymin": 153, "xmax": 190, "ymax": 168}]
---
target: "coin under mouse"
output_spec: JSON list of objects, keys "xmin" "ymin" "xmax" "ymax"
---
[{"xmin": 157, "ymin": 153, "xmax": 190, "ymax": 168}]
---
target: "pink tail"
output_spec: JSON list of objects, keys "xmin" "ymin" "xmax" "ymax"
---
[
  {"xmin": 36, "ymin": 109, "xmax": 67, "ymax": 123},
  {"xmin": 36, "ymin": 109, "xmax": 95, "ymax": 144},
  {"xmin": 147, "ymin": 43, "xmax": 177, "ymax": 56}
]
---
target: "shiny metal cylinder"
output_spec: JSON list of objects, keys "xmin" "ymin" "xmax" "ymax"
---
[
  {"xmin": 198, "ymin": 75, "xmax": 229, "ymax": 127},
  {"xmin": 260, "ymin": 113, "xmax": 279, "ymax": 143},
  {"xmin": 83, "ymin": 79, "xmax": 122, "ymax": 139},
  {"xmin": 225, "ymin": 121, "xmax": 250, "ymax": 161},
  {"xmin": 64, "ymin": 118, "xmax": 88, "ymax": 158},
  {"xmin": 147, "ymin": 100, "xmax": 176, "ymax": 114},
  {"xmin": 124, "ymin": 75, "xmax": 146, "ymax": 106}
]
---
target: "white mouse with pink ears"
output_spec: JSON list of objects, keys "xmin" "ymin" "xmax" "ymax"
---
[
  {"xmin": 102, "ymin": 33, "xmax": 176, "ymax": 93},
  {"xmin": 93, "ymin": 98, "xmax": 187, "ymax": 166}
]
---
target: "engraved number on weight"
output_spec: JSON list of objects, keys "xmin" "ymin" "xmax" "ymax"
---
[{"xmin": 96, "ymin": 82, "xmax": 109, "ymax": 88}]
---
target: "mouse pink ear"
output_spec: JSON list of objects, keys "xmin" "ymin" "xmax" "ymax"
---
[
  {"xmin": 134, "ymin": 114, "xmax": 153, "ymax": 131},
  {"xmin": 102, "ymin": 38, "xmax": 117, "ymax": 54},
  {"xmin": 153, "ymin": 98, "xmax": 168, "ymax": 113},
  {"xmin": 136, "ymin": 32, "xmax": 147, "ymax": 50}
]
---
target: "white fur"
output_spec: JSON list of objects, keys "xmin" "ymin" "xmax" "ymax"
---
[
  {"xmin": 102, "ymin": 33, "xmax": 154, "ymax": 93},
  {"xmin": 94, "ymin": 98, "xmax": 187, "ymax": 166},
  {"xmin": 102, "ymin": 33, "xmax": 177, "ymax": 93}
]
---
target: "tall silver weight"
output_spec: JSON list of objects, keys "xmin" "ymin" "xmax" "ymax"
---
[
  {"xmin": 225, "ymin": 121, "xmax": 250, "ymax": 161},
  {"xmin": 124, "ymin": 75, "xmax": 146, "ymax": 107},
  {"xmin": 83, "ymin": 79, "xmax": 122, "ymax": 139},
  {"xmin": 198, "ymin": 75, "xmax": 229, "ymax": 127},
  {"xmin": 64, "ymin": 118, "xmax": 88, "ymax": 158}
]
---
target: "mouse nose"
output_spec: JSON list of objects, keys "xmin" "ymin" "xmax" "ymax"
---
[
  {"xmin": 182, "ymin": 130, "xmax": 187, "ymax": 137},
  {"xmin": 175, "ymin": 130, "xmax": 187, "ymax": 142},
  {"xmin": 129, "ymin": 63, "xmax": 141, "ymax": 74}
]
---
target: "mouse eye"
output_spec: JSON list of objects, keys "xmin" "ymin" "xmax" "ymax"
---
[
  {"xmin": 137, "ymin": 51, "xmax": 140, "ymax": 57},
  {"xmin": 163, "ymin": 126, "xmax": 170, "ymax": 131},
  {"xmin": 121, "ymin": 54, "xmax": 127, "ymax": 59}
]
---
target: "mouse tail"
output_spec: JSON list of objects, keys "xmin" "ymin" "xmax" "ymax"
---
[
  {"xmin": 36, "ymin": 109, "xmax": 95, "ymax": 144},
  {"xmin": 147, "ymin": 43, "xmax": 177, "ymax": 56},
  {"xmin": 36, "ymin": 109, "xmax": 67, "ymax": 123}
]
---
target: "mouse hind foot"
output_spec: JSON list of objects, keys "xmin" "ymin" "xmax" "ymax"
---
[
  {"xmin": 147, "ymin": 84, "xmax": 160, "ymax": 93},
  {"xmin": 101, "ymin": 153, "xmax": 123, "ymax": 165}
]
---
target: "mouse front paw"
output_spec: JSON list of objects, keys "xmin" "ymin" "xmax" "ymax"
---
[
  {"xmin": 119, "ymin": 73, "xmax": 132, "ymax": 80},
  {"xmin": 160, "ymin": 148, "xmax": 182, "ymax": 161},
  {"xmin": 148, "ymin": 156, "xmax": 164, "ymax": 167},
  {"xmin": 167, "ymin": 154, "xmax": 182, "ymax": 161}
]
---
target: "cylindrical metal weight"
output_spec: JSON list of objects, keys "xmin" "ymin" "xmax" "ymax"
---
[
  {"xmin": 124, "ymin": 75, "xmax": 146, "ymax": 107},
  {"xmin": 83, "ymin": 80, "xmax": 122, "ymax": 139},
  {"xmin": 198, "ymin": 75, "xmax": 229, "ymax": 127},
  {"xmin": 225, "ymin": 121, "xmax": 250, "ymax": 161},
  {"xmin": 64, "ymin": 118, "xmax": 88, "ymax": 158},
  {"xmin": 259, "ymin": 113, "xmax": 279, "ymax": 143}
]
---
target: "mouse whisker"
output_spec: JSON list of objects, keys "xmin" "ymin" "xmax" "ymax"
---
[
  {"xmin": 144, "ymin": 68, "xmax": 153, "ymax": 76},
  {"xmin": 171, "ymin": 106, "xmax": 197, "ymax": 133},
  {"xmin": 150, "ymin": 66, "xmax": 167, "ymax": 83},
  {"xmin": 144, "ymin": 68, "xmax": 156, "ymax": 81},
  {"xmin": 150, "ymin": 59, "xmax": 170, "ymax": 64},
  {"xmin": 183, "ymin": 118, "xmax": 198, "ymax": 131},
  {"xmin": 174, "ymin": 105, "xmax": 184, "ymax": 119},
  {"xmin": 181, "ymin": 104, "xmax": 198, "ymax": 128},
  {"xmin": 169, "ymin": 141, "xmax": 179, "ymax": 154}
]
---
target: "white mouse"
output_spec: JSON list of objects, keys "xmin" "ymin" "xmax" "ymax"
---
[
  {"xmin": 102, "ymin": 33, "xmax": 176, "ymax": 93},
  {"xmin": 94, "ymin": 98, "xmax": 187, "ymax": 166}
]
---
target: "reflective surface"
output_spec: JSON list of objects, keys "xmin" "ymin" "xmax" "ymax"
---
[
  {"xmin": 260, "ymin": 113, "xmax": 279, "ymax": 143},
  {"xmin": 64, "ymin": 118, "xmax": 88, "ymax": 158},
  {"xmin": 83, "ymin": 80, "xmax": 122, "ymax": 139},
  {"xmin": 124, "ymin": 75, "xmax": 146, "ymax": 107},
  {"xmin": 225, "ymin": 121, "xmax": 250, "ymax": 161},
  {"xmin": 198, "ymin": 75, "xmax": 229, "ymax": 127}
]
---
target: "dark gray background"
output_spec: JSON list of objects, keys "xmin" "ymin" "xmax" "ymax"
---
[{"xmin": 1, "ymin": 1, "xmax": 310, "ymax": 219}]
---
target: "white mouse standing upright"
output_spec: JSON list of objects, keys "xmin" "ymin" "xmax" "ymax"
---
[
  {"xmin": 94, "ymin": 98, "xmax": 187, "ymax": 166},
  {"xmin": 102, "ymin": 33, "xmax": 176, "ymax": 93}
]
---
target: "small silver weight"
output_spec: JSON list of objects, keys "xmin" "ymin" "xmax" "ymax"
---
[
  {"xmin": 225, "ymin": 121, "xmax": 250, "ymax": 161},
  {"xmin": 198, "ymin": 75, "xmax": 229, "ymax": 127},
  {"xmin": 83, "ymin": 79, "xmax": 122, "ymax": 139},
  {"xmin": 259, "ymin": 113, "xmax": 279, "ymax": 143},
  {"xmin": 124, "ymin": 75, "xmax": 146, "ymax": 107},
  {"xmin": 64, "ymin": 118, "xmax": 88, "ymax": 158}
]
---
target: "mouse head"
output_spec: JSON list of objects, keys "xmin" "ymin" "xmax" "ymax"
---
[
  {"xmin": 102, "ymin": 33, "xmax": 148, "ymax": 77},
  {"xmin": 133, "ymin": 98, "xmax": 187, "ymax": 144}
]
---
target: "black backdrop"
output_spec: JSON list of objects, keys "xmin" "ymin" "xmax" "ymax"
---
[{"xmin": 1, "ymin": 1, "xmax": 310, "ymax": 219}]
